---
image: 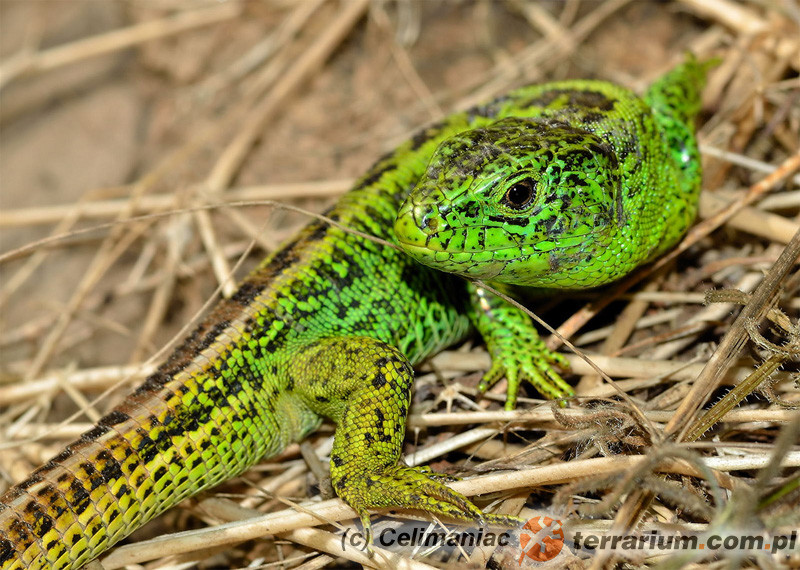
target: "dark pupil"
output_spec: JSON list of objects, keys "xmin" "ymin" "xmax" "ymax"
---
[{"xmin": 504, "ymin": 180, "xmax": 534, "ymax": 208}]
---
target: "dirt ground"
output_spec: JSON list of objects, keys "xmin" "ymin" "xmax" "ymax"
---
[{"xmin": 0, "ymin": 1, "xmax": 798, "ymax": 568}]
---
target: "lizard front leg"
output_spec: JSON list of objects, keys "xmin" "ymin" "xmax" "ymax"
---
[{"xmin": 468, "ymin": 282, "xmax": 573, "ymax": 408}]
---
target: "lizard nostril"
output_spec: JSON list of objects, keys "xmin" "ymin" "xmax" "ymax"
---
[{"xmin": 413, "ymin": 204, "xmax": 440, "ymax": 234}]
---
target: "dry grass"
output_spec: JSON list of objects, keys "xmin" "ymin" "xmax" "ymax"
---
[{"xmin": 0, "ymin": 0, "xmax": 798, "ymax": 568}]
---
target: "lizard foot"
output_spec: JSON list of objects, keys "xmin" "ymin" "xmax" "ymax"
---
[
  {"xmin": 335, "ymin": 464, "xmax": 521, "ymax": 545},
  {"xmin": 478, "ymin": 317, "xmax": 573, "ymax": 409}
]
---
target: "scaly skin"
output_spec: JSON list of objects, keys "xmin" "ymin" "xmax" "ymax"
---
[
  {"xmin": 395, "ymin": 57, "xmax": 711, "ymax": 288},
  {"xmin": 0, "ymin": 58, "xmax": 709, "ymax": 569}
]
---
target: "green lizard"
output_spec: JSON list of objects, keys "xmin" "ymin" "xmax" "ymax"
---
[{"xmin": 0, "ymin": 57, "xmax": 709, "ymax": 569}]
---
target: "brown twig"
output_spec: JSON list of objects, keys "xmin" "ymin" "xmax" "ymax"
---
[{"xmin": 0, "ymin": 3, "xmax": 243, "ymax": 90}]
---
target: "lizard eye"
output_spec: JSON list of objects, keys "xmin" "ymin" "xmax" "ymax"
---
[{"xmin": 502, "ymin": 178, "xmax": 536, "ymax": 210}]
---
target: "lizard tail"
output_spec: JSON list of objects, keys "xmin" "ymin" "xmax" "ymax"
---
[
  {"xmin": 644, "ymin": 53, "xmax": 718, "ymax": 129},
  {"xmin": 0, "ymin": 366, "xmax": 287, "ymax": 570}
]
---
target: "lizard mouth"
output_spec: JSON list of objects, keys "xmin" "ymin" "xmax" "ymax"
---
[{"xmin": 396, "ymin": 239, "xmax": 507, "ymax": 279}]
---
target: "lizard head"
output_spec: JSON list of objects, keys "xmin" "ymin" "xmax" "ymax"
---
[{"xmin": 394, "ymin": 117, "xmax": 627, "ymax": 288}]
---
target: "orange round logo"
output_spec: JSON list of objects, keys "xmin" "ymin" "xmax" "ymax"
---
[{"xmin": 518, "ymin": 516, "xmax": 564, "ymax": 563}]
